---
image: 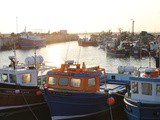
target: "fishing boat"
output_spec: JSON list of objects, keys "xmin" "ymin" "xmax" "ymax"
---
[
  {"xmin": 124, "ymin": 67, "xmax": 160, "ymax": 120},
  {"xmin": 100, "ymin": 65, "xmax": 138, "ymax": 85},
  {"xmin": 106, "ymin": 40, "xmax": 130, "ymax": 57},
  {"xmin": 78, "ymin": 37, "xmax": 98, "ymax": 47},
  {"xmin": 42, "ymin": 60, "xmax": 126, "ymax": 120},
  {"xmin": 0, "ymin": 55, "xmax": 52, "ymax": 120},
  {"xmin": 17, "ymin": 32, "xmax": 46, "ymax": 49}
]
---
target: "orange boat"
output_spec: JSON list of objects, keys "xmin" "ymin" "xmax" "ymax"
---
[{"xmin": 43, "ymin": 60, "xmax": 126, "ymax": 120}]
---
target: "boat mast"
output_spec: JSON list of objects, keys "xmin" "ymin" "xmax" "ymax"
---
[
  {"xmin": 13, "ymin": 38, "xmax": 17, "ymax": 66},
  {"xmin": 139, "ymin": 38, "xmax": 142, "ymax": 67},
  {"xmin": 16, "ymin": 17, "xmax": 18, "ymax": 34}
]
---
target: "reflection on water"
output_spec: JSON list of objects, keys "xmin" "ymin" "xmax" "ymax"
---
[{"xmin": 0, "ymin": 41, "xmax": 156, "ymax": 72}]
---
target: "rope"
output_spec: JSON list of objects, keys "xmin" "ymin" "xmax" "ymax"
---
[
  {"xmin": 109, "ymin": 104, "xmax": 113, "ymax": 120},
  {"xmin": 111, "ymin": 91, "xmax": 125, "ymax": 97},
  {"xmin": 107, "ymin": 93, "xmax": 113, "ymax": 120},
  {"xmin": 18, "ymin": 85, "xmax": 39, "ymax": 120},
  {"xmin": 104, "ymin": 71, "xmax": 113, "ymax": 120}
]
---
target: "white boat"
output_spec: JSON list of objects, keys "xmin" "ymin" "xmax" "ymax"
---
[
  {"xmin": 0, "ymin": 55, "xmax": 53, "ymax": 120},
  {"xmin": 124, "ymin": 67, "xmax": 160, "ymax": 120}
]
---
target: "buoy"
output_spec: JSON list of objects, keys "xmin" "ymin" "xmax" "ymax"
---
[
  {"xmin": 15, "ymin": 89, "xmax": 20, "ymax": 94},
  {"xmin": 44, "ymin": 83, "xmax": 48, "ymax": 88},
  {"xmin": 36, "ymin": 90, "xmax": 41, "ymax": 96},
  {"xmin": 107, "ymin": 97, "xmax": 115, "ymax": 105}
]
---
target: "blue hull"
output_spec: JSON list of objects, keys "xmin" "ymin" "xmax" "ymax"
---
[
  {"xmin": 43, "ymin": 89, "xmax": 125, "ymax": 120},
  {"xmin": 124, "ymin": 97, "xmax": 160, "ymax": 120}
]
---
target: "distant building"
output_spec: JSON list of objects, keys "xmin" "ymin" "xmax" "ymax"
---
[{"xmin": 59, "ymin": 30, "xmax": 67, "ymax": 35}]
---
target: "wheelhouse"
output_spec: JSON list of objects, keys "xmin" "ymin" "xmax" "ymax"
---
[
  {"xmin": 46, "ymin": 61, "xmax": 105, "ymax": 92},
  {"xmin": 0, "ymin": 68, "xmax": 38, "ymax": 86},
  {"xmin": 130, "ymin": 67, "xmax": 160, "ymax": 103}
]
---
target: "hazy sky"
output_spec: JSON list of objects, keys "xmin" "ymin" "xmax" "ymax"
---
[{"xmin": 0, "ymin": 0, "xmax": 160, "ymax": 33}]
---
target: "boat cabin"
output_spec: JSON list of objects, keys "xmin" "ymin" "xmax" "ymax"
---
[
  {"xmin": 0, "ymin": 55, "xmax": 53, "ymax": 86},
  {"xmin": 130, "ymin": 67, "xmax": 160, "ymax": 103},
  {"xmin": 46, "ymin": 61, "xmax": 105, "ymax": 92},
  {"xmin": 0, "ymin": 67, "xmax": 38, "ymax": 86}
]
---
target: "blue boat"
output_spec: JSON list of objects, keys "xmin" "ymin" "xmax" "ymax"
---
[
  {"xmin": 124, "ymin": 67, "xmax": 160, "ymax": 120},
  {"xmin": 106, "ymin": 40, "xmax": 130, "ymax": 57},
  {"xmin": 42, "ymin": 61, "xmax": 126, "ymax": 120}
]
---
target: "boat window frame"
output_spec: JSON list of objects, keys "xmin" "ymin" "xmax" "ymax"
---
[
  {"xmin": 141, "ymin": 82, "xmax": 152, "ymax": 96},
  {"xmin": 156, "ymin": 84, "xmax": 160, "ymax": 96},
  {"xmin": 1, "ymin": 73, "xmax": 8, "ymax": 82},
  {"xmin": 9, "ymin": 74, "xmax": 17, "ymax": 83},
  {"xmin": 70, "ymin": 78, "xmax": 81, "ymax": 88},
  {"xmin": 48, "ymin": 76, "xmax": 57, "ymax": 85},
  {"xmin": 22, "ymin": 73, "xmax": 31, "ymax": 84},
  {"xmin": 58, "ymin": 77, "xmax": 69, "ymax": 86},
  {"xmin": 88, "ymin": 77, "xmax": 96, "ymax": 87},
  {"xmin": 132, "ymin": 81, "xmax": 139, "ymax": 94}
]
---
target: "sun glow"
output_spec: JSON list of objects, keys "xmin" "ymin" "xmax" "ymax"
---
[{"xmin": 0, "ymin": 0, "xmax": 160, "ymax": 33}]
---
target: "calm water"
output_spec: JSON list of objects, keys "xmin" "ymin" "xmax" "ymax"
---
[{"xmin": 0, "ymin": 41, "xmax": 156, "ymax": 71}]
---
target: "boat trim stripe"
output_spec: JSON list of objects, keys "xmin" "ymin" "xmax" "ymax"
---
[{"xmin": 0, "ymin": 102, "xmax": 47, "ymax": 110}]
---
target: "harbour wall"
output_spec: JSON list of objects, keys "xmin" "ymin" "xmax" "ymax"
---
[{"xmin": 0, "ymin": 34, "xmax": 79, "ymax": 50}]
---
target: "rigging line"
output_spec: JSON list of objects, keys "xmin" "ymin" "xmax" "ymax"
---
[
  {"xmin": 65, "ymin": 41, "xmax": 70, "ymax": 62},
  {"xmin": 18, "ymin": 86, "xmax": 39, "ymax": 120},
  {"xmin": 77, "ymin": 46, "xmax": 81, "ymax": 64},
  {"xmin": 139, "ymin": 38, "xmax": 142, "ymax": 67},
  {"xmin": 12, "ymin": 38, "xmax": 17, "ymax": 66},
  {"xmin": 107, "ymin": 93, "xmax": 113, "ymax": 120}
]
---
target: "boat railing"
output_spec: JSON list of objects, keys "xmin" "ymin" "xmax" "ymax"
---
[{"xmin": 137, "ymin": 67, "xmax": 159, "ymax": 78}]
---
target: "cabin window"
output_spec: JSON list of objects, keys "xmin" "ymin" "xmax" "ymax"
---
[
  {"xmin": 70, "ymin": 78, "xmax": 81, "ymax": 87},
  {"xmin": 22, "ymin": 74, "xmax": 31, "ymax": 83},
  {"xmin": 59, "ymin": 77, "xmax": 68, "ymax": 86},
  {"xmin": 111, "ymin": 75, "xmax": 115, "ymax": 80},
  {"xmin": 156, "ymin": 84, "xmax": 160, "ymax": 96},
  {"xmin": 48, "ymin": 77, "xmax": 57, "ymax": 85},
  {"xmin": 88, "ymin": 78, "xmax": 96, "ymax": 87},
  {"xmin": 1, "ymin": 73, "xmax": 8, "ymax": 82},
  {"xmin": 132, "ymin": 81, "xmax": 138, "ymax": 94},
  {"xmin": 142, "ymin": 83, "xmax": 152, "ymax": 95},
  {"xmin": 9, "ymin": 74, "xmax": 16, "ymax": 83}
]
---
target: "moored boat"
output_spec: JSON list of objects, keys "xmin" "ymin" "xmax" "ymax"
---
[
  {"xmin": 17, "ymin": 32, "xmax": 46, "ymax": 49},
  {"xmin": 106, "ymin": 40, "xmax": 130, "ymax": 57},
  {"xmin": 42, "ymin": 60, "xmax": 126, "ymax": 120},
  {"xmin": 0, "ymin": 55, "xmax": 52, "ymax": 120},
  {"xmin": 78, "ymin": 37, "xmax": 98, "ymax": 47},
  {"xmin": 124, "ymin": 67, "xmax": 160, "ymax": 120},
  {"xmin": 100, "ymin": 65, "xmax": 138, "ymax": 85}
]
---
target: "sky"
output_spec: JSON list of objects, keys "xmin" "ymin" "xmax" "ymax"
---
[{"xmin": 0, "ymin": 0, "xmax": 160, "ymax": 34}]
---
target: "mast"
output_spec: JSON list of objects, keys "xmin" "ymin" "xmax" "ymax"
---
[
  {"xmin": 16, "ymin": 17, "xmax": 18, "ymax": 34},
  {"xmin": 13, "ymin": 38, "xmax": 17, "ymax": 66},
  {"xmin": 131, "ymin": 19, "xmax": 135, "ymax": 36}
]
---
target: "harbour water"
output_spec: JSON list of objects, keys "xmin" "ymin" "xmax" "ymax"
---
[
  {"xmin": 0, "ymin": 41, "xmax": 157, "ymax": 120},
  {"xmin": 0, "ymin": 41, "xmax": 156, "ymax": 71}
]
